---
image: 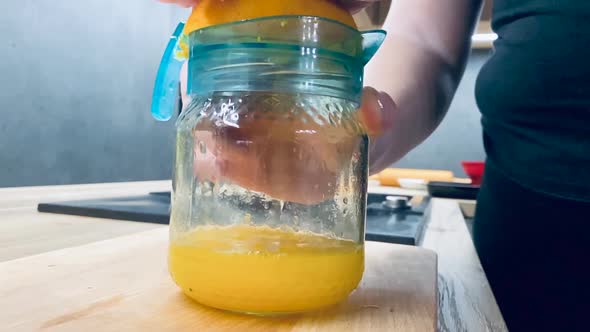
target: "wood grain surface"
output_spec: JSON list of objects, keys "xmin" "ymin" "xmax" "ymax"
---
[
  {"xmin": 0, "ymin": 181, "xmax": 170, "ymax": 261},
  {"xmin": 422, "ymin": 199, "xmax": 507, "ymax": 332},
  {"xmin": 0, "ymin": 181, "xmax": 507, "ymax": 331},
  {"xmin": 0, "ymin": 180, "xmax": 171, "ymax": 210},
  {"xmin": 0, "ymin": 228, "xmax": 437, "ymax": 332}
]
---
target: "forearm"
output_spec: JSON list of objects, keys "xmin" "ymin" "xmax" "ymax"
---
[{"xmin": 366, "ymin": 0, "xmax": 483, "ymax": 172}]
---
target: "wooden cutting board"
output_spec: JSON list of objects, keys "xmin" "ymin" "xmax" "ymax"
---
[{"xmin": 0, "ymin": 228, "xmax": 437, "ymax": 332}]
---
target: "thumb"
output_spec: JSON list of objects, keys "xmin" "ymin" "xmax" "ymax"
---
[{"xmin": 358, "ymin": 87, "xmax": 396, "ymax": 137}]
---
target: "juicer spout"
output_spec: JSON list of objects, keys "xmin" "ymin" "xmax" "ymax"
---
[{"xmin": 361, "ymin": 30, "xmax": 386, "ymax": 65}]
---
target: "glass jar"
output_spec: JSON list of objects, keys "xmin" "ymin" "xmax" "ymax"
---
[{"xmin": 152, "ymin": 16, "xmax": 385, "ymax": 315}]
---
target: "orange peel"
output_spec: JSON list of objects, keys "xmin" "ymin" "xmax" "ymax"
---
[{"xmin": 184, "ymin": 0, "xmax": 357, "ymax": 34}]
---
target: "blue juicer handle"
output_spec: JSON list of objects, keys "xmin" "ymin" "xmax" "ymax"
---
[{"xmin": 151, "ymin": 22, "xmax": 186, "ymax": 121}]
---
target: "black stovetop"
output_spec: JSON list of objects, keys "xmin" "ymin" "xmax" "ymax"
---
[{"xmin": 38, "ymin": 192, "xmax": 428, "ymax": 246}]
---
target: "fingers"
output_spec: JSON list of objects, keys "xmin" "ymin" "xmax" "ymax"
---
[
  {"xmin": 158, "ymin": 0, "xmax": 199, "ymax": 7},
  {"xmin": 179, "ymin": 62, "xmax": 191, "ymax": 109},
  {"xmin": 219, "ymin": 157, "xmax": 337, "ymax": 205},
  {"xmin": 203, "ymin": 120, "xmax": 343, "ymax": 205},
  {"xmin": 193, "ymin": 131, "xmax": 223, "ymax": 182},
  {"xmin": 191, "ymin": 95, "xmax": 367, "ymax": 205},
  {"xmin": 358, "ymin": 87, "xmax": 396, "ymax": 136}
]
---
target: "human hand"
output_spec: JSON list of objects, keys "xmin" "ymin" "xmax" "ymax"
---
[
  {"xmin": 189, "ymin": 89, "xmax": 395, "ymax": 205},
  {"xmin": 160, "ymin": 0, "xmax": 396, "ymax": 204},
  {"xmin": 192, "ymin": 96, "xmax": 364, "ymax": 205},
  {"xmin": 158, "ymin": 0, "xmax": 198, "ymax": 7}
]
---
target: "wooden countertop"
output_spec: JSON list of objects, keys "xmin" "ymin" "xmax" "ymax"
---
[
  {"xmin": 0, "ymin": 181, "xmax": 507, "ymax": 331},
  {"xmin": 472, "ymin": 21, "xmax": 496, "ymax": 50},
  {"xmin": 473, "ymin": 0, "xmax": 496, "ymax": 50}
]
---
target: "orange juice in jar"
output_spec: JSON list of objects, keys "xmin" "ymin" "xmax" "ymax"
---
[{"xmin": 169, "ymin": 224, "xmax": 364, "ymax": 314}]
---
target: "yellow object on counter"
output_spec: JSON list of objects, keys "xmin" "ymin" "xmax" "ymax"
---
[
  {"xmin": 375, "ymin": 168, "xmax": 455, "ymax": 187},
  {"xmin": 184, "ymin": 0, "xmax": 357, "ymax": 35},
  {"xmin": 169, "ymin": 224, "xmax": 364, "ymax": 314}
]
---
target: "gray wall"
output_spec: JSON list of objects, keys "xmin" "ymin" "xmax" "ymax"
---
[
  {"xmin": 0, "ymin": 1, "xmax": 188, "ymax": 187},
  {"xmin": 0, "ymin": 0, "xmax": 490, "ymax": 187}
]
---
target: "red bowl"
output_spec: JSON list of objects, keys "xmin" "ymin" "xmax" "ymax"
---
[{"xmin": 461, "ymin": 161, "xmax": 485, "ymax": 185}]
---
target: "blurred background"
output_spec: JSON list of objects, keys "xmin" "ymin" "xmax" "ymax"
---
[{"xmin": 0, "ymin": 0, "xmax": 492, "ymax": 188}]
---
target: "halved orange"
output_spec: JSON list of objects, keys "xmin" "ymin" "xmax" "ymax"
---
[{"xmin": 184, "ymin": 0, "xmax": 357, "ymax": 34}]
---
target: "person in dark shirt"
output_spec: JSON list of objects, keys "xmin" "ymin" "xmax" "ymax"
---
[
  {"xmin": 472, "ymin": 2, "xmax": 590, "ymax": 331},
  {"xmin": 164, "ymin": 1, "xmax": 589, "ymax": 330}
]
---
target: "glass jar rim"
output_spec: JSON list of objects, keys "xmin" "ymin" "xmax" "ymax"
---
[
  {"xmin": 151, "ymin": 18, "xmax": 386, "ymax": 121},
  {"xmin": 187, "ymin": 16, "xmax": 365, "ymax": 61}
]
